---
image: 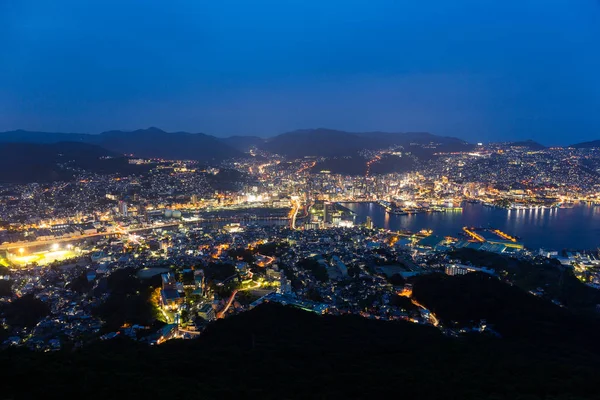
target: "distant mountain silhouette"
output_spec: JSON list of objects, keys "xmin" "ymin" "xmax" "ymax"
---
[
  {"xmin": 0, "ymin": 129, "xmax": 89, "ymax": 143},
  {"xmin": 569, "ymin": 139, "xmax": 600, "ymax": 149},
  {"xmin": 220, "ymin": 135, "xmax": 265, "ymax": 152},
  {"xmin": 0, "ymin": 142, "xmax": 115, "ymax": 183},
  {"xmin": 1, "ymin": 127, "xmax": 471, "ymax": 160},
  {"xmin": 261, "ymin": 129, "xmax": 372, "ymax": 157},
  {"xmin": 353, "ymin": 130, "xmax": 468, "ymax": 146},
  {"xmin": 506, "ymin": 140, "xmax": 546, "ymax": 150},
  {"xmin": 93, "ymin": 128, "xmax": 243, "ymax": 161},
  {"xmin": 313, "ymin": 154, "xmax": 417, "ymax": 175},
  {"xmin": 261, "ymin": 128, "xmax": 471, "ymax": 158},
  {"xmin": 0, "ymin": 128, "xmax": 243, "ymax": 162}
]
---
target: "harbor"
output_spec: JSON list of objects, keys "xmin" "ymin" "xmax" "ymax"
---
[
  {"xmin": 377, "ymin": 200, "xmax": 463, "ymax": 215},
  {"xmin": 342, "ymin": 201, "xmax": 600, "ymax": 251},
  {"xmin": 462, "ymin": 227, "xmax": 524, "ymax": 250}
]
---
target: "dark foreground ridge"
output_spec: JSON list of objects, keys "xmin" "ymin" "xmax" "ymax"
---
[{"xmin": 2, "ymin": 302, "xmax": 599, "ymax": 400}]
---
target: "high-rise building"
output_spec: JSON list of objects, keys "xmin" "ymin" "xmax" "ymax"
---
[
  {"xmin": 323, "ymin": 202, "xmax": 329, "ymax": 223},
  {"xmin": 365, "ymin": 216, "xmax": 374, "ymax": 229},
  {"xmin": 139, "ymin": 203, "xmax": 149, "ymax": 224},
  {"xmin": 161, "ymin": 272, "xmax": 178, "ymax": 290},
  {"xmin": 118, "ymin": 200, "xmax": 128, "ymax": 217}
]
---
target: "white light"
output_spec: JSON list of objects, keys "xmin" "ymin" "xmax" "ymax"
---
[{"xmin": 52, "ymin": 243, "xmax": 59, "ymax": 251}]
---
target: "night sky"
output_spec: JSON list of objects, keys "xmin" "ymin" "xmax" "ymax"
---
[{"xmin": 1, "ymin": 0, "xmax": 599, "ymax": 144}]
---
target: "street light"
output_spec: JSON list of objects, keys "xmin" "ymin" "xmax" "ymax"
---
[{"xmin": 18, "ymin": 248, "xmax": 24, "ymax": 255}]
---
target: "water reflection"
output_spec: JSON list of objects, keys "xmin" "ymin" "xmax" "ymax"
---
[
  {"xmin": 383, "ymin": 210, "xmax": 390, "ymax": 230},
  {"xmin": 342, "ymin": 202, "xmax": 600, "ymax": 250}
]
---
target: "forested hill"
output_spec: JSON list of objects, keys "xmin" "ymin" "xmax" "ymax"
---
[{"xmin": 2, "ymin": 301, "xmax": 599, "ymax": 399}]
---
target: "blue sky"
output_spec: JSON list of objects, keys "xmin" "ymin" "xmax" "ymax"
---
[{"xmin": 1, "ymin": 0, "xmax": 599, "ymax": 144}]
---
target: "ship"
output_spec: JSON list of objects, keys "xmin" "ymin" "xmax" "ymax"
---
[
  {"xmin": 559, "ymin": 202, "xmax": 575, "ymax": 209},
  {"xmin": 390, "ymin": 209, "xmax": 410, "ymax": 215},
  {"xmin": 377, "ymin": 200, "xmax": 393, "ymax": 212}
]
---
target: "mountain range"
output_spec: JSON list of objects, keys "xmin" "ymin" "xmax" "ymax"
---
[
  {"xmin": 505, "ymin": 139, "xmax": 546, "ymax": 150},
  {"xmin": 0, "ymin": 141, "xmax": 155, "ymax": 184},
  {"xmin": 0, "ymin": 128, "xmax": 243, "ymax": 162},
  {"xmin": 0, "ymin": 127, "xmax": 472, "ymax": 161},
  {"xmin": 260, "ymin": 128, "xmax": 472, "ymax": 158},
  {"xmin": 3, "ymin": 127, "xmax": 599, "ymax": 177},
  {"xmin": 0, "ymin": 142, "xmax": 112, "ymax": 183},
  {"xmin": 569, "ymin": 139, "xmax": 600, "ymax": 149}
]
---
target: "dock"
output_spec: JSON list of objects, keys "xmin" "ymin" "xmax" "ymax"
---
[{"xmin": 463, "ymin": 227, "xmax": 524, "ymax": 249}]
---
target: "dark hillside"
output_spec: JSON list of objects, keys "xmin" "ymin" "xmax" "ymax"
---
[{"xmin": 2, "ymin": 303, "xmax": 599, "ymax": 399}]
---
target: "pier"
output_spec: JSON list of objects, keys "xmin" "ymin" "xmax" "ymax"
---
[{"xmin": 463, "ymin": 227, "xmax": 524, "ymax": 249}]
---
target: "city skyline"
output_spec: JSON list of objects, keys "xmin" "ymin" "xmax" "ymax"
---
[{"xmin": 4, "ymin": 2, "xmax": 600, "ymax": 398}]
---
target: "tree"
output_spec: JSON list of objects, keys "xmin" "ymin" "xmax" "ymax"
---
[
  {"xmin": 107, "ymin": 268, "xmax": 140, "ymax": 295},
  {"xmin": 387, "ymin": 273, "xmax": 405, "ymax": 286},
  {"xmin": 306, "ymin": 287, "xmax": 323, "ymax": 302},
  {"xmin": 203, "ymin": 262, "xmax": 237, "ymax": 283},
  {"xmin": 228, "ymin": 248, "xmax": 255, "ymax": 263},
  {"xmin": 0, "ymin": 279, "xmax": 12, "ymax": 297},
  {"xmin": 297, "ymin": 258, "xmax": 328, "ymax": 282},
  {"xmin": 180, "ymin": 308, "xmax": 190, "ymax": 324},
  {"xmin": 256, "ymin": 242, "xmax": 289, "ymax": 257},
  {"xmin": 2, "ymin": 294, "xmax": 50, "ymax": 328},
  {"xmin": 68, "ymin": 273, "xmax": 92, "ymax": 294},
  {"xmin": 93, "ymin": 290, "xmax": 156, "ymax": 332}
]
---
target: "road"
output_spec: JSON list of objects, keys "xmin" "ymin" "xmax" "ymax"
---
[
  {"xmin": 301, "ymin": 201, "xmax": 312, "ymax": 219},
  {"xmin": 410, "ymin": 298, "xmax": 440, "ymax": 327},
  {"xmin": 0, "ymin": 215, "xmax": 290, "ymax": 252},
  {"xmin": 365, "ymin": 152, "xmax": 383, "ymax": 177},
  {"xmin": 216, "ymin": 281, "xmax": 263, "ymax": 319},
  {"xmin": 297, "ymin": 160, "xmax": 316, "ymax": 174},
  {"xmin": 177, "ymin": 328, "xmax": 201, "ymax": 336},
  {"xmin": 290, "ymin": 198, "xmax": 302, "ymax": 230},
  {"xmin": 217, "ymin": 289, "xmax": 239, "ymax": 319},
  {"xmin": 0, "ymin": 222, "xmax": 181, "ymax": 251}
]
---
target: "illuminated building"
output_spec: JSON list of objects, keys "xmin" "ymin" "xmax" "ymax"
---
[
  {"xmin": 198, "ymin": 303, "xmax": 216, "ymax": 321},
  {"xmin": 160, "ymin": 272, "xmax": 183, "ymax": 311},
  {"xmin": 118, "ymin": 200, "xmax": 128, "ymax": 217},
  {"xmin": 445, "ymin": 264, "xmax": 469, "ymax": 276},
  {"xmin": 445, "ymin": 264, "xmax": 495, "ymax": 276}
]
